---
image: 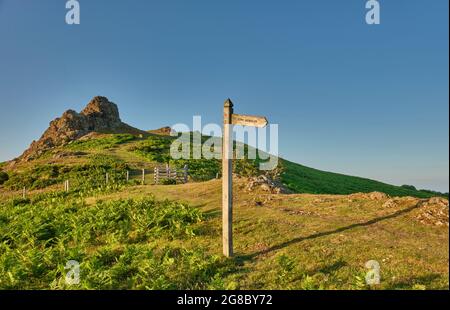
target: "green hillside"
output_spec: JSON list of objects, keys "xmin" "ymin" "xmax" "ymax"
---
[
  {"xmin": 0, "ymin": 133, "xmax": 444, "ymax": 199},
  {"xmin": 280, "ymin": 160, "xmax": 442, "ymax": 198},
  {"xmin": 0, "ymin": 133, "xmax": 448, "ymax": 290}
]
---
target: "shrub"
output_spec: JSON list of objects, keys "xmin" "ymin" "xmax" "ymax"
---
[
  {"xmin": 0, "ymin": 171, "xmax": 8, "ymax": 185},
  {"xmin": 401, "ymin": 184, "xmax": 417, "ymax": 191},
  {"xmin": 160, "ymin": 178, "xmax": 177, "ymax": 185}
]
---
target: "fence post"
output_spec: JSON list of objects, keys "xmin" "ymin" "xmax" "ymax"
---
[
  {"xmin": 65, "ymin": 180, "xmax": 70, "ymax": 192},
  {"xmin": 142, "ymin": 168, "xmax": 145, "ymax": 185},
  {"xmin": 126, "ymin": 170, "xmax": 129, "ymax": 182},
  {"xmin": 154, "ymin": 167, "xmax": 159, "ymax": 184},
  {"xmin": 184, "ymin": 165, "xmax": 188, "ymax": 183},
  {"xmin": 106, "ymin": 173, "xmax": 109, "ymax": 184},
  {"xmin": 22, "ymin": 187, "xmax": 26, "ymax": 199}
]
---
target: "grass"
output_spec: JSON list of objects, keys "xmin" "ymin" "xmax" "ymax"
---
[
  {"xmin": 0, "ymin": 191, "xmax": 238, "ymax": 289},
  {"xmin": 4, "ymin": 133, "xmax": 445, "ymax": 198},
  {"xmin": 132, "ymin": 135, "xmax": 261, "ymax": 181},
  {"xmin": 2, "ymin": 155, "xmax": 128, "ymax": 191},
  {"xmin": 280, "ymin": 159, "xmax": 444, "ymax": 198},
  {"xmin": 66, "ymin": 134, "xmax": 136, "ymax": 151},
  {"xmin": 0, "ymin": 133, "xmax": 447, "ymax": 290},
  {"xmin": 82, "ymin": 179, "xmax": 449, "ymax": 290},
  {"xmin": 0, "ymin": 174, "xmax": 448, "ymax": 290}
]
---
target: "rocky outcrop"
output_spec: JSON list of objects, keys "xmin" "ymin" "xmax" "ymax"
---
[
  {"xmin": 245, "ymin": 174, "xmax": 290, "ymax": 194},
  {"xmin": 148, "ymin": 126, "xmax": 174, "ymax": 136},
  {"xmin": 19, "ymin": 96, "xmax": 146, "ymax": 161},
  {"xmin": 348, "ymin": 191, "xmax": 389, "ymax": 201},
  {"xmin": 415, "ymin": 197, "xmax": 449, "ymax": 227}
]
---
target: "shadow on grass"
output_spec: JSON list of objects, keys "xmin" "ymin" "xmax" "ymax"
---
[
  {"xmin": 313, "ymin": 259, "xmax": 348, "ymax": 275},
  {"xmin": 202, "ymin": 208, "xmax": 221, "ymax": 219},
  {"xmin": 237, "ymin": 203, "xmax": 422, "ymax": 261}
]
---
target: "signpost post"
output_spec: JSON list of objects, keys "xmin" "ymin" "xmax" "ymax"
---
[{"xmin": 222, "ymin": 99, "xmax": 268, "ymax": 257}]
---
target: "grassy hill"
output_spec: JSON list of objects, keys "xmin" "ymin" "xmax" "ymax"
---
[
  {"xmin": 0, "ymin": 176, "xmax": 448, "ymax": 289},
  {"xmin": 280, "ymin": 160, "xmax": 443, "ymax": 198},
  {"xmin": 0, "ymin": 133, "xmax": 445, "ymax": 199},
  {"xmin": 0, "ymin": 133, "xmax": 448, "ymax": 290}
]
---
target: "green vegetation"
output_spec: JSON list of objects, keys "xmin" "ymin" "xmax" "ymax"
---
[
  {"xmin": 132, "ymin": 135, "xmax": 261, "ymax": 182},
  {"xmin": 132, "ymin": 136, "xmax": 173, "ymax": 163},
  {"xmin": 0, "ymin": 171, "xmax": 8, "ymax": 185},
  {"xmin": 160, "ymin": 178, "xmax": 177, "ymax": 185},
  {"xmin": 2, "ymin": 133, "xmax": 444, "ymax": 199},
  {"xmin": 401, "ymin": 185, "xmax": 417, "ymax": 191},
  {"xmin": 0, "ymin": 192, "xmax": 239, "ymax": 289},
  {"xmin": 280, "ymin": 159, "xmax": 439, "ymax": 198},
  {"xmin": 3, "ymin": 155, "xmax": 128, "ymax": 191},
  {"xmin": 0, "ymin": 133, "xmax": 447, "ymax": 290},
  {"xmin": 67, "ymin": 134, "xmax": 136, "ymax": 151}
]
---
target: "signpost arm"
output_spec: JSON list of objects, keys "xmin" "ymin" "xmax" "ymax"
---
[{"xmin": 223, "ymin": 99, "xmax": 233, "ymax": 257}]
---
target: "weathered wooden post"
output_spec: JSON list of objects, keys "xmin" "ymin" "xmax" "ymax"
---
[
  {"xmin": 184, "ymin": 164, "xmax": 188, "ymax": 183},
  {"xmin": 126, "ymin": 170, "xmax": 129, "ymax": 182},
  {"xmin": 22, "ymin": 187, "xmax": 26, "ymax": 199},
  {"xmin": 222, "ymin": 98, "xmax": 268, "ymax": 257},
  {"xmin": 64, "ymin": 180, "xmax": 70, "ymax": 192},
  {"xmin": 142, "ymin": 168, "xmax": 145, "ymax": 185},
  {"xmin": 222, "ymin": 99, "xmax": 234, "ymax": 257},
  {"xmin": 106, "ymin": 173, "xmax": 109, "ymax": 184},
  {"xmin": 154, "ymin": 167, "xmax": 158, "ymax": 184}
]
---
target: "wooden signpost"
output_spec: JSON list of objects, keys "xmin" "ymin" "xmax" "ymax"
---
[
  {"xmin": 222, "ymin": 99, "xmax": 268, "ymax": 257},
  {"xmin": 232, "ymin": 114, "xmax": 268, "ymax": 128}
]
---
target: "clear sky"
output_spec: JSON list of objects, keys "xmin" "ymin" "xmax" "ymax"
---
[{"xmin": 0, "ymin": 0, "xmax": 448, "ymax": 192}]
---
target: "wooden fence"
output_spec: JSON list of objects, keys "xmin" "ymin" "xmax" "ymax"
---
[
  {"xmin": 154, "ymin": 164, "xmax": 188, "ymax": 184},
  {"xmin": 105, "ymin": 164, "xmax": 188, "ymax": 185}
]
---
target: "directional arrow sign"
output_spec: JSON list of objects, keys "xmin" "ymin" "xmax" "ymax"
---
[{"xmin": 231, "ymin": 114, "xmax": 268, "ymax": 128}]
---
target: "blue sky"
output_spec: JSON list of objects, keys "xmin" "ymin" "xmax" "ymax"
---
[{"xmin": 0, "ymin": 0, "xmax": 448, "ymax": 191}]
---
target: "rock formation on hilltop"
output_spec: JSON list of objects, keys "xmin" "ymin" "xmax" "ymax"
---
[{"xmin": 19, "ymin": 96, "xmax": 147, "ymax": 162}]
